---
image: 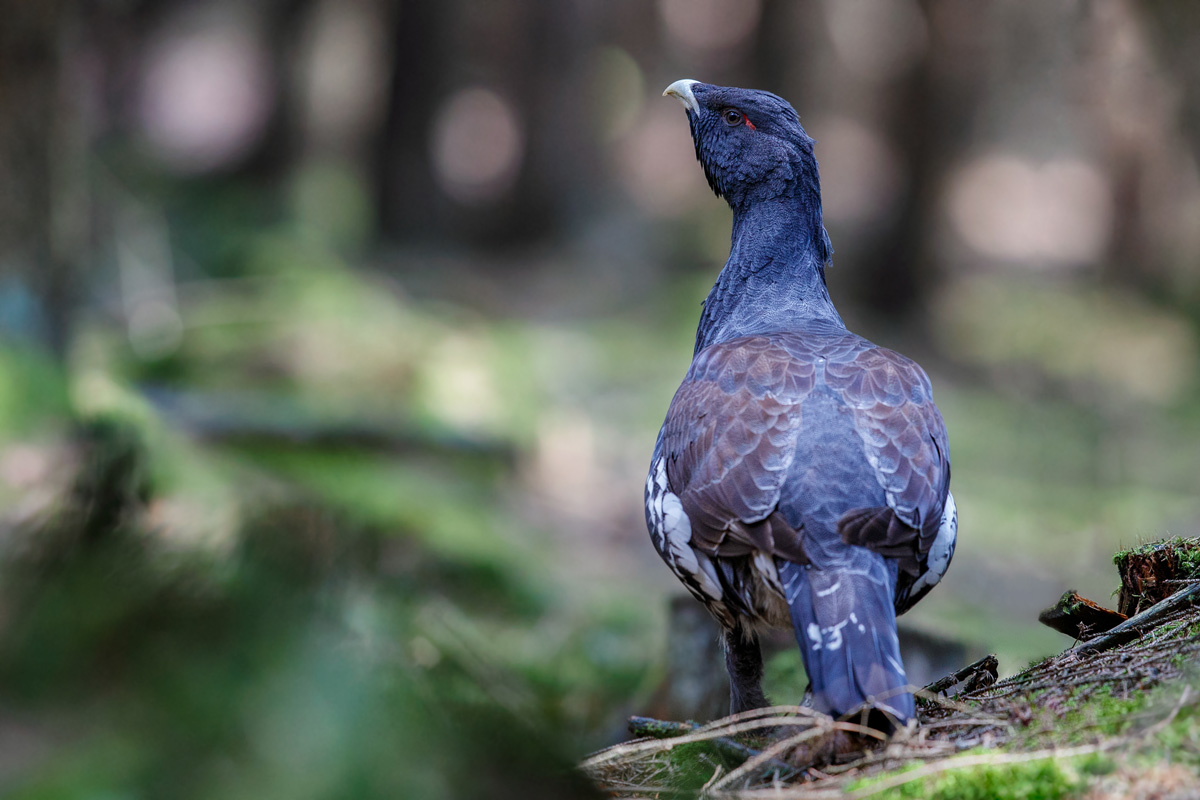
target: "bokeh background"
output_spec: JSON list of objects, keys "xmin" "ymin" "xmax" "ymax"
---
[{"xmin": 2, "ymin": 0, "xmax": 1200, "ymax": 796}]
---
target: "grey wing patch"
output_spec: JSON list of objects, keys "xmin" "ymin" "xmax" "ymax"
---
[
  {"xmin": 812, "ymin": 339, "xmax": 950, "ymax": 554},
  {"xmin": 773, "ymin": 331, "xmax": 954, "ymax": 613}
]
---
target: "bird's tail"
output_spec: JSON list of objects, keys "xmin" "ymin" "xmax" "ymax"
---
[{"xmin": 777, "ymin": 557, "xmax": 913, "ymax": 726}]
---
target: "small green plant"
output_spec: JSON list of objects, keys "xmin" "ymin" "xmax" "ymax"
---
[{"xmin": 864, "ymin": 758, "xmax": 1091, "ymax": 800}]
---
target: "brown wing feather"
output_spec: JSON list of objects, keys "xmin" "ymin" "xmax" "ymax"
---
[{"xmin": 662, "ymin": 337, "xmax": 813, "ymax": 564}]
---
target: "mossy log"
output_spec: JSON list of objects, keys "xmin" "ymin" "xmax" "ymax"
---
[{"xmin": 1114, "ymin": 537, "xmax": 1200, "ymax": 616}]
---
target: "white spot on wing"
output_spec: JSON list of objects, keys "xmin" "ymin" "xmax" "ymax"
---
[
  {"xmin": 807, "ymin": 623, "xmax": 822, "ymax": 651},
  {"xmin": 822, "ymin": 618, "xmax": 849, "ymax": 651},
  {"xmin": 816, "ymin": 580, "xmax": 841, "ymax": 597}
]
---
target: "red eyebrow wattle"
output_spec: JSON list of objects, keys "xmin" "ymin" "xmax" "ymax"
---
[{"xmin": 745, "ymin": 118, "xmax": 756, "ymax": 130}]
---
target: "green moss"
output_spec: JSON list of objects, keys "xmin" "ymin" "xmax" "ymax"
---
[
  {"xmin": 657, "ymin": 741, "xmax": 742, "ymax": 796},
  {"xmin": 857, "ymin": 756, "xmax": 1099, "ymax": 800},
  {"xmin": 1179, "ymin": 543, "xmax": 1200, "ymax": 575},
  {"xmin": 1059, "ymin": 687, "xmax": 1144, "ymax": 740},
  {"xmin": 843, "ymin": 677, "xmax": 1198, "ymax": 800},
  {"xmin": 1113, "ymin": 537, "xmax": 1200, "ymax": 572},
  {"xmin": 1151, "ymin": 701, "xmax": 1200, "ymax": 768}
]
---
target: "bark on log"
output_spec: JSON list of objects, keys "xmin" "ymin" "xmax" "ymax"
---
[
  {"xmin": 1038, "ymin": 590, "xmax": 1128, "ymax": 640},
  {"xmin": 1115, "ymin": 538, "xmax": 1200, "ymax": 617}
]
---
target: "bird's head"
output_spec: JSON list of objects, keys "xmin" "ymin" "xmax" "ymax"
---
[{"xmin": 663, "ymin": 79, "xmax": 819, "ymax": 211}]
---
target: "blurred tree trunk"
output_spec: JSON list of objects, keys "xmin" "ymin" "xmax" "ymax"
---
[
  {"xmin": 375, "ymin": 0, "xmax": 604, "ymax": 252},
  {"xmin": 1140, "ymin": 2, "xmax": 1200, "ymax": 171},
  {"xmin": 1121, "ymin": 1, "xmax": 1200, "ymax": 311},
  {"xmin": 243, "ymin": 0, "xmax": 314, "ymax": 181},
  {"xmin": 375, "ymin": 0, "xmax": 449, "ymax": 242},
  {"xmin": 854, "ymin": 0, "xmax": 987, "ymax": 322},
  {"xmin": 0, "ymin": 0, "xmax": 79, "ymax": 355}
]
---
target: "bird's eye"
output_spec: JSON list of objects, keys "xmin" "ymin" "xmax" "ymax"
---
[{"xmin": 722, "ymin": 108, "xmax": 744, "ymax": 126}]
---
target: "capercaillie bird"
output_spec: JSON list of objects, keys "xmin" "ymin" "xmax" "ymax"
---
[{"xmin": 645, "ymin": 80, "xmax": 957, "ymax": 728}]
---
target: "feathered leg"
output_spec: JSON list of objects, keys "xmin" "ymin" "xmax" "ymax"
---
[{"xmin": 724, "ymin": 624, "xmax": 768, "ymax": 715}]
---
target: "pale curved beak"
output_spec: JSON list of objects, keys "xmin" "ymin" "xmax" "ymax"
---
[{"xmin": 663, "ymin": 79, "xmax": 701, "ymax": 114}]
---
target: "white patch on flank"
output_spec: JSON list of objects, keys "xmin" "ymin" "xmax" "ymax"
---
[
  {"xmin": 816, "ymin": 580, "xmax": 842, "ymax": 598},
  {"xmin": 646, "ymin": 456, "xmax": 725, "ymax": 603},
  {"xmin": 668, "ymin": 543, "xmax": 723, "ymax": 604},
  {"xmin": 661, "ymin": 492, "xmax": 690, "ymax": 550},
  {"xmin": 886, "ymin": 653, "xmax": 907, "ymax": 678},
  {"xmin": 646, "ymin": 457, "xmax": 671, "ymax": 549},
  {"xmin": 850, "ymin": 612, "xmax": 865, "ymax": 633},
  {"xmin": 910, "ymin": 491, "xmax": 958, "ymax": 596}
]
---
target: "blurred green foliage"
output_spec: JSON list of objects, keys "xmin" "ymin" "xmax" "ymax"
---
[
  {"xmin": 0, "ymin": 411, "xmax": 615, "ymax": 798},
  {"xmin": 2, "ymin": 201, "xmax": 1199, "ymax": 794}
]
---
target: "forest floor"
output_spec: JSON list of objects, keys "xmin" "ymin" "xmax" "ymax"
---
[{"xmin": 584, "ymin": 550, "xmax": 1200, "ymax": 799}]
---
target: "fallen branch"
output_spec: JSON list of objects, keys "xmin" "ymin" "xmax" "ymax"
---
[
  {"xmin": 627, "ymin": 716, "xmax": 696, "ymax": 739},
  {"xmin": 708, "ymin": 723, "xmax": 830, "ymax": 791},
  {"xmin": 626, "ymin": 714, "xmax": 800, "ymax": 779},
  {"xmin": 588, "ymin": 710, "xmax": 824, "ymax": 777},
  {"xmin": 1076, "ymin": 582, "xmax": 1200, "ymax": 656},
  {"xmin": 921, "ymin": 654, "xmax": 999, "ymax": 697}
]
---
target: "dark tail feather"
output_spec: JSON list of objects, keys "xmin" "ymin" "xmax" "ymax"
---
[{"xmin": 777, "ymin": 557, "xmax": 914, "ymax": 726}]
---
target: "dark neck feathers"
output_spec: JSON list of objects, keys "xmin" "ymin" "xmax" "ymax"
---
[{"xmin": 694, "ymin": 192, "xmax": 842, "ymax": 354}]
